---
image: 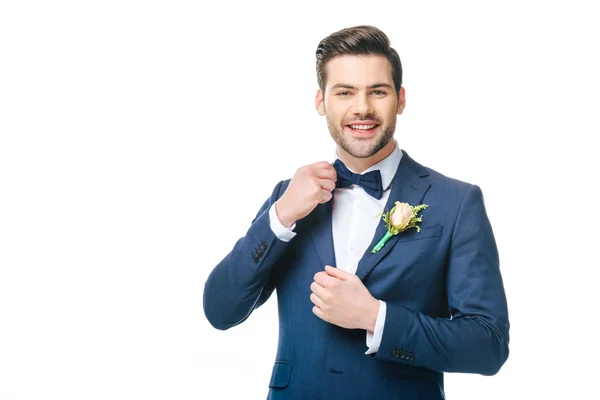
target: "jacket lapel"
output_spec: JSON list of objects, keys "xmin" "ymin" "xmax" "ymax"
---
[
  {"xmin": 308, "ymin": 197, "xmax": 337, "ymax": 270},
  {"xmin": 355, "ymin": 150, "xmax": 431, "ymax": 281},
  {"xmin": 308, "ymin": 150, "xmax": 430, "ymax": 281}
]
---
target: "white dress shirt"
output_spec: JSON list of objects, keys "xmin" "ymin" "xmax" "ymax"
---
[{"xmin": 268, "ymin": 140, "xmax": 403, "ymax": 354}]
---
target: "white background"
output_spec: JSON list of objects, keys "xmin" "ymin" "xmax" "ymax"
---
[{"xmin": 1, "ymin": 1, "xmax": 599, "ymax": 399}]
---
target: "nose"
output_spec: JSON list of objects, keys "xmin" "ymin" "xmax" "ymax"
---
[{"xmin": 352, "ymin": 92, "xmax": 374, "ymax": 116}]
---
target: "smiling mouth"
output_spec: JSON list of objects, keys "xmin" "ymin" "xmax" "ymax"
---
[{"xmin": 345, "ymin": 123, "xmax": 380, "ymax": 136}]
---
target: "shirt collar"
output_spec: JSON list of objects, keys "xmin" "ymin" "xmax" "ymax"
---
[{"xmin": 333, "ymin": 139, "xmax": 403, "ymax": 191}]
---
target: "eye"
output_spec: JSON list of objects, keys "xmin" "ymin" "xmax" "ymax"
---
[
  {"xmin": 372, "ymin": 90, "xmax": 387, "ymax": 96},
  {"xmin": 337, "ymin": 91, "xmax": 350, "ymax": 96}
]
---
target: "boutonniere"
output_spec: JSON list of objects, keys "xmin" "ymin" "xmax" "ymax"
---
[{"xmin": 371, "ymin": 201, "xmax": 429, "ymax": 253}]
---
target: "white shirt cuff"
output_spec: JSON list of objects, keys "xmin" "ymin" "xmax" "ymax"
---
[
  {"xmin": 365, "ymin": 300, "xmax": 386, "ymax": 355},
  {"xmin": 268, "ymin": 203, "xmax": 297, "ymax": 242}
]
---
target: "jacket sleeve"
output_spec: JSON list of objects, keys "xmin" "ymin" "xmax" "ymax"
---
[
  {"xmin": 375, "ymin": 184, "xmax": 510, "ymax": 375},
  {"xmin": 203, "ymin": 180, "xmax": 293, "ymax": 330}
]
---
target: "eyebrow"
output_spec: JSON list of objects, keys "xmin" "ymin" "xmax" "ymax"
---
[{"xmin": 330, "ymin": 83, "xmax": 394, "ymax": 90}]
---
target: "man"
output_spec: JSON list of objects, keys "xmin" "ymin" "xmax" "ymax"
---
[{"xmin": 203, "ymin": 25, "xmax": 509, "ymax": 399}]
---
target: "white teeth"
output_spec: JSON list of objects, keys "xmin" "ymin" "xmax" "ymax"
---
[{"xmin": 350, "ymin": 124, "xmax": 376, "ymax": 130}]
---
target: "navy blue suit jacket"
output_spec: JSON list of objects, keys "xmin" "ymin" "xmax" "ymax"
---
[{"xmin": 204, "ymin": 150, "xmax": 509, "ymax": 399}]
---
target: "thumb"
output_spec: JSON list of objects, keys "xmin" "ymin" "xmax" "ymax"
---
[{"xmin": 325, "ymin": 265, "xmax": 348, "ymax": 280}]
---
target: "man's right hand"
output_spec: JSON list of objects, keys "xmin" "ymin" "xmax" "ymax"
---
[{"xmin": 274, "ymin": 161, "xmax": 337, "ymax": 228}]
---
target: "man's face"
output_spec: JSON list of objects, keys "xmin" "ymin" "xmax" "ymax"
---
[{"xmin": 316, "ymin": 54, "xmax": 405, "ymax": 159}]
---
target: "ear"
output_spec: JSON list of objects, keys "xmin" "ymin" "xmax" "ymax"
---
[
  {"xmin": 396, "ymin": 86, "xmax": 406, "ymax": 115},
  {"xmin": 315, "ymin": 89, "xmax": 325, "ymax": 116}
]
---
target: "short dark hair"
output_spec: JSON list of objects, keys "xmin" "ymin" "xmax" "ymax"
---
[{"xmin": 315, "ymin": 25, "xmax": 402, "ymax": 95}]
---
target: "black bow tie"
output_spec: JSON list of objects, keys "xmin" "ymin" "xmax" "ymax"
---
[{"xmin": 333, "ymin": 159, "xmax": 383, "ymax": 200}]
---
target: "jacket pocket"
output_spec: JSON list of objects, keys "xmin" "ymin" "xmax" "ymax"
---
[
  {"xmin": 268, "ymin": 361, "xmax": 292, "ymax": 389},
  {"xmin": 396, "ymin": 225, "xmax": 443, "ymax": 242}
]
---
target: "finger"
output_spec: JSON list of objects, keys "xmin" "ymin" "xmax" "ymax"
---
[
  {"xmin": 313, "ymin": 161, "xmax": 334, "ymax": 168},
  {"xmin": 315, "ymin": 165, "xmax": 337, "ymax": 181},
  {"xmin": 309, "ymin": 293, "xmax": 325, "ymax": 309},
  {"xmin": 312, "ymin": 305, "xmax": 326, "ymax": 321},
  {"xmin": 314, "ymin": 271, "xmax": 340, "ymax": 287},
  {"xmin": 325, "ymin": 265, "xmax": 349, "ymax": 281},
  {"xmin": 317, "ymin": 189, "xmax": 333, "ymax": 204},
  {"xmin": 310, "ymin": 281, "xmax": 328, "ymax": 299},
  {"xmin": 318, "ymin": 178, "xmax": 336, "ymax": 192}
]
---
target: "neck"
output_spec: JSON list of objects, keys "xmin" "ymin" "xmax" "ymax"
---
[{"xmin": 337, "ymin": 140, "xmax": 396, "ymax": 174}]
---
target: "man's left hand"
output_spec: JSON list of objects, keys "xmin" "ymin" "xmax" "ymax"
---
[{"xmin": 310, "ymin": 265, "xmax": 380, "ymax": 332}]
